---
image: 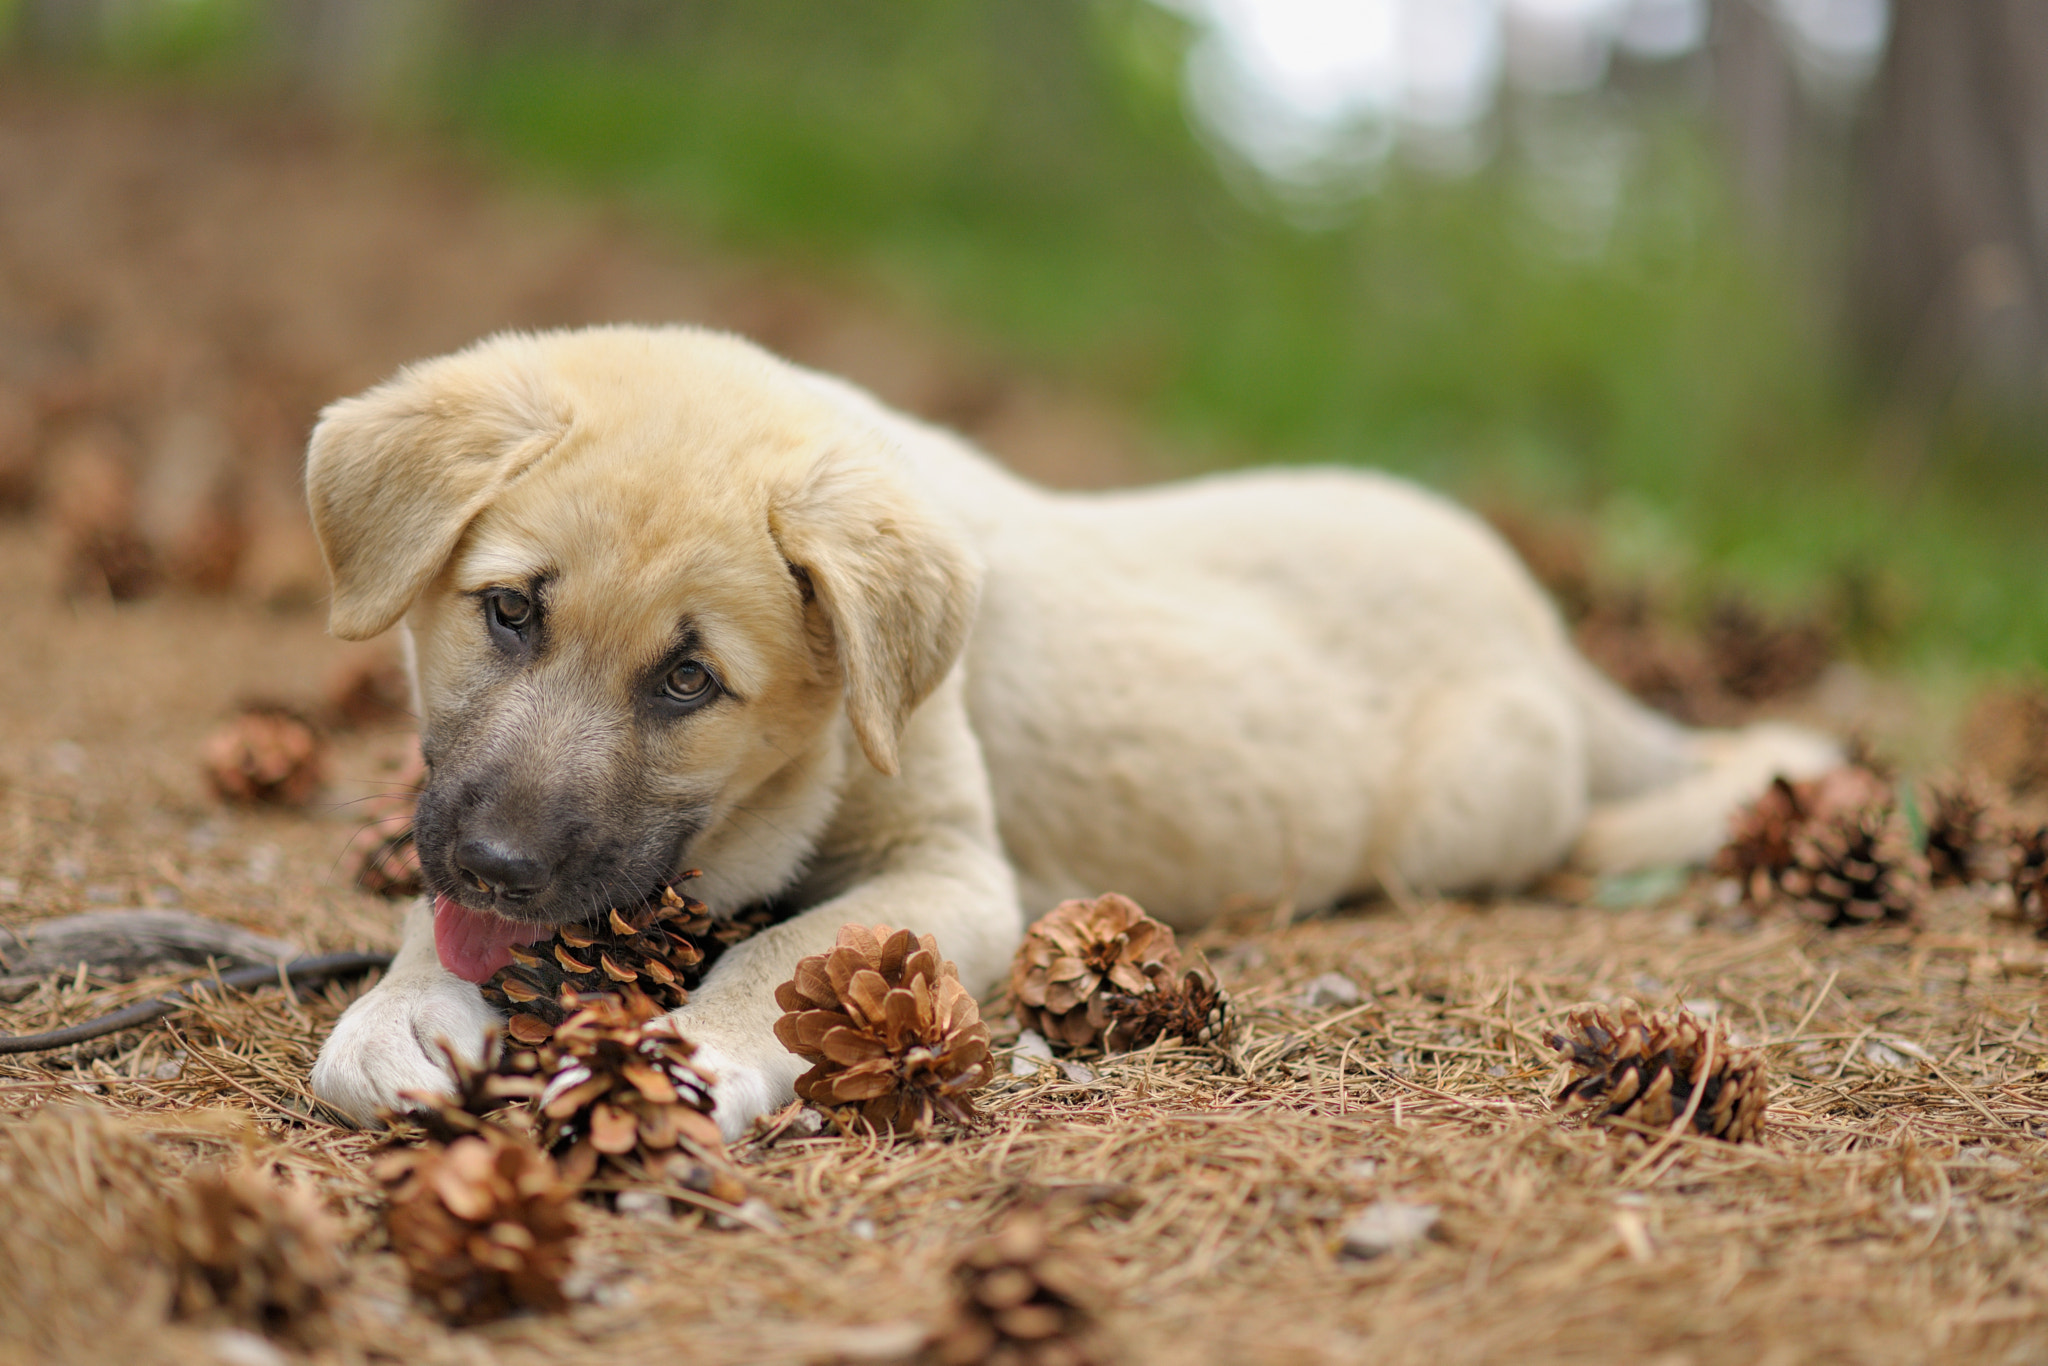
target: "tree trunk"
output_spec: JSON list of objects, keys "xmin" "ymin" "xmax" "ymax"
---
[
  {"xmin": 1712, "ymin": 0, "xmax": 1801, "ymax": 237},
  {"xmin": 1854, "ymin": 0, "xmax": 2048, "ymax": 407}
]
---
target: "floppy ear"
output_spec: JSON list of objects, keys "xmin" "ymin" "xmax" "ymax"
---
[
  {"xmin": 769, "ymin": 444, "xmax": 982, "ymax": 776},
  {"xmin": 304, "ymin": 343, "xmax": 569, "ymax": 640}
]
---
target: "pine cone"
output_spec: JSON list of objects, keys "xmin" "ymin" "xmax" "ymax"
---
[
  {"xmin": 1572, "ymin": 590, "xmax": 1727, "ymax": 726},
  {"xmin": 346, "ymin": 739, "xmax": 425, "ymax": 898},
  {"xmin": 324, "ymin": 654, "xmax": 412, "ymax": 731},
  {"xmin": 482, "ymin": 880, "xmax": 717, "ymax": 1045},
  {"xmin": 926, "ymin": 1213, "xmax": 1100, "ymax": 1366},
  {"xmin": 375, "ymin": 1126, "xmax": 578, "ymax": 1325},
  {"xmin": 1102, "ymin": 962, "xmax": 1235, "ymax": 1052},
  {"xmin": 1714, "ymin": 776, "xmax": 1805, "ymax": 901},
  {"xmin": 399, "ymin": 1038, "xmax": 547, "ymax": 1144},
  {"xmin": 164, "ymin": 1167, "xmax": 342, "ymax": 1341},
  {"xmin": 1009, "ymin": 894, "xmax": 1185, "ymax": 1052},
  {"xmin": 1714, "ymin": 764, "xmax": 1894, "ymax": 903},
  {"xmin": 352, "ymin": 825, "xmax": 423, "ymax": 898},
  {"xmin": 533, "ymin": 990, "xmax": 742, "ymax": 1201},
  {"xmin": 774, "ymin": 924, "xmax": 995, "ymax": 1134},
  {"xmin": 2011, "ymin": 826, "xmax": 2048, "ymax": 934},
  {"xmin": 202, "ymin": 705, "xmax": 326, "ymax": 806},
  {"xmin": 1703, "ymin": 596, "xmax": 1830, "ymax": 704},
  {"xmin": 1961, "ymin": 682, "xmax": 2048, "ymax": 798},
  {"xmin": 1780, "ymin": 808, "xmax": 1921, "ymax": 928},
  {"xmin": 1923, "ymin": 779, "xmax": 1997, "ymax": 888},
  {"xmin": 1548, "ymin": 1004, "xmax": 1767, "ymax": 1144}
]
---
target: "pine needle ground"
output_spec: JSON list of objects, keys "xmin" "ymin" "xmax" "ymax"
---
[{"xmin": 9, "ymin": 860, "xmax": 2048, "ymax": 1364}]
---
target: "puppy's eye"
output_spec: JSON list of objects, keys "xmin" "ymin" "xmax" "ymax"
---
[
  {"xmin": 661, "ymin": 660, "xmax": 717, "ymax": 708},
  {"xmin": 486, "ymin": 589, "xmax": 534, "ymax": 634}
]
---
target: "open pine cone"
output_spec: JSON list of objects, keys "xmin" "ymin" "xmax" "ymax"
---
[
  {"xmin": 2011, "ymin": 826, "xmax": 2048, "ymax": 934},
  {"xmin": 1715, "ymin": 765, "xmax": 1892, "ymax": 902},
  {"xmin": 482, "ymin": 879, "xmax": 718, "ymax": 1046},
  {"xmin": 375, "ymin": 1126, "xmax": 578, "ymax": 1325},
  {"xmin": 926, "ymin": 1213, "xmax": 1099, "ymax": 1366},
  {"xmin": 1009, "ymin": 893, "xmax": 1232, "ymax": 1052},
  {"xmin": 163, "ymin": 1167, "xmax": 342, "ymax": 1342},
  {"xmin": 1548, "ymin": 1003, "xmax": 1767, "ymax": 1144},
  {"xmin": 202, "ymin": 704, "xmax": 326, "ymax": 807},
  {"xmin": 399, "ymin": 1037, "xmax": 547, "ymax": 1144},
  {"xmin": 1781, "ymin": 808, "xmax": 1921, "ymax": 928},
  {"xmin": 532, "ymin": 991, "xmax": 742, "ymax": 1201},
  {"xmin": 1713, "ymin": 776, "xmax": 1804, "ymax": 900},
  {"xmin": 1923, "ymin": 779, "xmax": 1997, "ymax": 888},
  {"xmin": 1102, "ymin": 962, "xmax": 1234, "ymax": 1051},
  {"xmin": 774, "ymin": 924, "xmax": 994, "ymax": 1134}
]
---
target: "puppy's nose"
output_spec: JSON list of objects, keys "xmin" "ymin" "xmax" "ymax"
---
[{"xmin": 455, "ymin": 836, "xmax": 550, "ymax": 901}]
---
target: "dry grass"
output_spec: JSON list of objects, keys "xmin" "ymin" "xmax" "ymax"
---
[{"xmin": 8, "ymin": 877, "xmax": 2048, "ymax": 1365}]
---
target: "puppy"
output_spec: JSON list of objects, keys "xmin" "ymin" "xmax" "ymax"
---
[{"xmin": 305, "ymin": 325, "xmax": 1836, "ymax": 1134}]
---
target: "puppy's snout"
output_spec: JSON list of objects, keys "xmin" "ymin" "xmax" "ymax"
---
[{"xmin": 455, "ymin": 832, "xmax": 552, "ymax": 901}]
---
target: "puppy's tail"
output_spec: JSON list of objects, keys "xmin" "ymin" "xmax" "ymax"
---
[{"xmin": 1567, "ymin": 658, "xmax": 1841, "ymax": 875}]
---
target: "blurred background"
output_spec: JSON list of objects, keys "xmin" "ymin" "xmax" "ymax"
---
[{"xmin": 2, "ymin": 0, "xmax": 2044, "ymax": 727}]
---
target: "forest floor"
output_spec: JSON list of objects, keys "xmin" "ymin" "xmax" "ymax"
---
[{"xmin": 5, "ymin": 86, "xmax": 2048, "ymax": 1366}]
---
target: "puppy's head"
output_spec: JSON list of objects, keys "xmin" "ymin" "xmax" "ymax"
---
[{"xmin": 306, "ymin": 327, "xmax": 979, "ymax": 980}]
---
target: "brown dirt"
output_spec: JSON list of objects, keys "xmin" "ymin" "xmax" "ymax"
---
[
  {"xmin": 7, "ymin": 85, "xmax": 2048, "ymax": 1366},
  {"xmin": 0, "ymin": 82, "xmax": 1161, "ymax": 611}
]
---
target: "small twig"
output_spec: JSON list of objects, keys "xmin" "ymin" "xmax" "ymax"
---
[
  {"xmin": 165, "ymin": 1024, "xmax": 342, "ymax": 1130},
  {"xmin": 1784, "ymin": 968, "xmax": 1841, "ymax": 1044},
  {"xmin": 1925, "ymin": 1060, "xmax": 2014, "ymax": 1131}
]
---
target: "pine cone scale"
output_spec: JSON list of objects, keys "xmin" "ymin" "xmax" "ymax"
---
[
  {"xmin": 795, "ymin": 958, "xmax": 836, "ymax": 1006},
  {"xmin": 773, "ymin": 1008, "xmax": 843, "ymax": 1054},
  {"xmin": 823, "ymin": 1025, "xmax": 890, "ymax": 1065},
  {"xmin": 1044, "ymin": 978, "xmax": 1088, "ymax": 1015},
  {"xmin": 878, "ymin": 927, "xmax": 918, "ymax": 977},
  {"xmin": 620, "ymin": 1062, "xmax": 678, "ymax": 1104},
  {"xmin": 884, "ymin": 987, "xmax": 921, "ymax": 1048},
  {"xmin": 827, "ymin": 945, "xmax": 869, "ymax": 994},
  {"xmin": 846, "ymin": 968, "xmax": 891, "ymax": 1024},
  {"xmin": 543, "ymin": 1073, "xmax": 611, "ymax": 1119},
  {"xmin": 590, "ymin": 1104, "xmax": 638, "ymax": 1153},
  {"xmin": 1106, "ymin": 962, "xmax": 1152, "ymax": 994}
]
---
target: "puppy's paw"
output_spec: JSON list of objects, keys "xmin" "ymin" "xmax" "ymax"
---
[
  {"xmin": 309, "ymin": 980, "xmax": 500, "ymax": 1126},
  {"xmin": 677, "ymin": 1034, "xmax": 804, "ymax": 1142}
]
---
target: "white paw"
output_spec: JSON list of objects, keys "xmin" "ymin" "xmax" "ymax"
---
[
  {"xmin": 310, "ymin": 979, "xmax": 500, "ymax": 1125},
  {"xmin": 679, "ymin": 1034, "xmax": 805, "ymax": 1142}
]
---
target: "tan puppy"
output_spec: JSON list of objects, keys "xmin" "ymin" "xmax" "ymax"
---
[{"xmin": 305, "ymin": 326, "xmax": 1836, "ymax": 1134}]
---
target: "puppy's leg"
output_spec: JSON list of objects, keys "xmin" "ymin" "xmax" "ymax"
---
[
  {"xmin": 1371, "ymin": 675, "xmax": 1588, "ymax": 894},
  {"xmin": 1575, "ymin": 721, "xmax": 1841, "ymax": 873},
  {"xmin": 675, "ymin": 836, "xmax": 1018, "ymax": 1139},
  {"xmin": 310, "ymin": 898, "xmax": 500, "ymax": 1124},
  {"xmin": 671, "ymin": 679, "xmax": 1021, "ymax": 1139}
]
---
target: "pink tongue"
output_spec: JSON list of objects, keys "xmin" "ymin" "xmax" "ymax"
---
[{"xmin": 433, "ymin": 894, "xmax": 553, "ymax": 984}]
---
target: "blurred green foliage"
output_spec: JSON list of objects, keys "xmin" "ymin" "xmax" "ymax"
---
[
  {"xmin": 13, "ymin": 0, "xmax": 2046, "ymax": 674},
  {"xmin": 4, "ymin": 0, "xmax": 265, "ymax": 73},
  {"xmin": 424, "ymin": 0, "xmax": 2046, "ymax": 674}
]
